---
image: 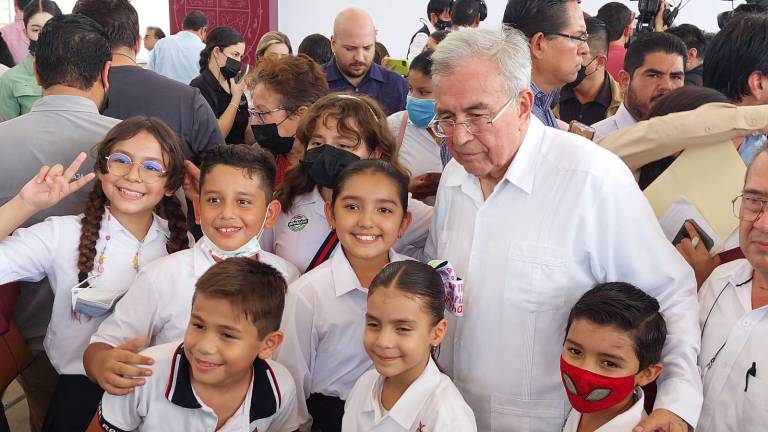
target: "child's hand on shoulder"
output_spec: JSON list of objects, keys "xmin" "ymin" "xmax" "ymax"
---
[
  {"xmin": 93, "ymin": 337, "xmax": 155, "ymax": 396},
  {"xmin": 18, "ymin": 152, "xmax": 95, "ymax": 213}
]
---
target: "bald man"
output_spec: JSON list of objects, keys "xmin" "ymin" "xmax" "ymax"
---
[{"xmin": 323, "ymin": 7, "xmax": 408, "ymax": 115}]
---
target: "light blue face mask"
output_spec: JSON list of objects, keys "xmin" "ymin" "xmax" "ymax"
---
[
  {"xmin": 200, "ymin": 213, "xmax": 268, "ymax": 259},
  {"xmin": 406, "ymin": 95, "xmax": 436, "ymax": 128}
]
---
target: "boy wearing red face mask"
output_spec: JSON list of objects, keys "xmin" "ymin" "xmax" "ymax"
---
[{"xmin": 560, "ymin": 282, "xmax": 667, "ymax": 432}]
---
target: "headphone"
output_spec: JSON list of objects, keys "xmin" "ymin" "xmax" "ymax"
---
[{"xmin": 449, "ymin": 0, "xmax": 488, "ymax": 22}]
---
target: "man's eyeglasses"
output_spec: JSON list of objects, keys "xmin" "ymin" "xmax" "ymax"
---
[
  {"xmin": 732, "ymin": 194, "xmax": 768, "ymax": 222},
  {"xmin": 105, "ymin": 153, "xmax": 167, "ymax": 183},
  {"xmin": 545, "ymin": 32, "xmax": 590, "ymax": 46},
  {"xmin": 429, "ymin": 97, "xmax": 515, "ymax": 138},
  {"xmin": 248, "ymin": 107, "xmax": 288, "ymax": 124}
]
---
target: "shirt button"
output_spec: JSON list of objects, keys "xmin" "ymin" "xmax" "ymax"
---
[{"xmin": 741, "ymin": 320, "xmax": 753, "ymax": 329}]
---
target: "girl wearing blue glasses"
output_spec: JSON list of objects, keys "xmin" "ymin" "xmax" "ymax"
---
[{"xmin": 0, "ymin": 116, "xmax": 189, "ymax": 431}]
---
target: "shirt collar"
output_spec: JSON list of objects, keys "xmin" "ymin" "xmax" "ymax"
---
[
  {"xmin": 192, "ymin": 238, "xmax": 217, "ymax": 277},
  {"xmin": 720, "ymin": 259, "xmax": 754, "ymax": 290},
  {"xmin": 593, "ymin": 71, "xmax": 615, "ymax": 109},
  {"xmin": 614, "ymin": 103, "xmax": 638, "ymax": 129},
  {"xmin": 331, "ymin": 248, "xmax": 401, "ymax": 296},
  {"xmin": 531, "ymin": 81, "xmax": 557, "ymax": 108},
  {"xmin": 164, "ymin": 343, "xmax": 282, "ymax": 422},
  {"xmin": 105, "ymin": 208, "xmax": 169, "ymax": 245},
  {"xmin": 324, "ymin": 58, "xmax": 384, "ymax": 84},
  {"xmin": 30, "ymin": 95, "xmax": 100, "ymax": 114}
]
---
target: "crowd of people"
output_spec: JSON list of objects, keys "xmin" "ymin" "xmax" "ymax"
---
[{"xmin": 0, "ymin": 0, "xmax": 767, "ymax": 431}]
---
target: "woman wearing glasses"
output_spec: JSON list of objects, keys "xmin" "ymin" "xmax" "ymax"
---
[
  {"xmin": 190, "ymin": 26, "xmax": 250, "ymax": 145},
  {"xmin": 0, "ymin": 117, "xmax": 189, "ymax": 431},
  {"xmin": 247, "ymin": 54, "xmax": 329, "ymax": 185}
]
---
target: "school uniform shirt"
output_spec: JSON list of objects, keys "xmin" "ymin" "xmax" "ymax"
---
[
  {"xmin": 265, "ymin": 187, "xmax": 432, "ymax": 271},
  {"xmin": 561, "ymin": 388, "xmax": 646, "ymax": 432},
  {"xmin": 696, "ymin": 259, "xmax": 768, "ymax": 432},
  {"xmin": 91, "ymin": 238, "xmax": 300, "ymax": 348},
  {"xmin": 275, "ymin": 248, "xmax": 412, "ymax": 426},
  {"xmin": 425, "ymin": 117, "xmax": 701, "ymax": 431},
  {"xmin": 0, "ymin": 211, "xmax": 170, "ymax": 375},
  {"xmin": 99, "ymin": 341, "xmax": 299, "ymax": 432},
  {"xmin": 388, "ymin": 111, "xmax": 443, "ymax": 205},
  {"xmin": 342, "ymin": 357, "xmax": 477, "ymax": 432},
  {"xmin": 592, "ymin": 103, "xmax": 637, "ymax": 141}
]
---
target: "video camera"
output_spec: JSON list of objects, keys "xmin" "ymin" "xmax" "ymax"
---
[
  {"xmin": 717, "ymin": 0, "xmax": 768, "ymax": 29},
  {"xmin": 631, "ymin": 0, "xmax": 679, "ymax": 33}
]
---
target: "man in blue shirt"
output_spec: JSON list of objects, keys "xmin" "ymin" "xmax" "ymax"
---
[
  {"xmin": 149, "ymin": 10, "xmax": 207, "ymax": 84},
  {"xmin": 324, "ymin": 8, "xmax": 407, "ymax": 116}
]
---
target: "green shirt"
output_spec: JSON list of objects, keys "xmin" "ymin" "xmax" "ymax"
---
[{"xmin": 0, "ymin": 55, "xmax": 42, "ymax": 121}]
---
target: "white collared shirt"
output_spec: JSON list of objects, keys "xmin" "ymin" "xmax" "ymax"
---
[
  {"xmin": 696, "ymin": 259, "xmax": 768, "ymax": 432},
  {"xmin": 342, "ymin": 357, "xmax": 477, "ymax": 432},
  {"xmin": 388, "ymin": 111, "xmax": 444, "ymax": 205},
  {"xmin": 562, "ymin": 388, "xmax": 647, "ymax": 432},
  {"xmin": 0, "ymin": 210, "xmax": 170, "ymax": 375},
  {"xmin": 264, "ymin": 187, "xmax": 432, "ymax": 271},
  {"xmin": 91, "ymin": 238, "xmax": 299, "ymax": 348},
  {"xmin": 592, "ymin": 103, "xmax": 637, "ymax": 141},
  {"xmin": 99, "ymin": 341, "xmax": 300, "ymax": 432},
  {"xmin": 274, "ymin": 247, "xmax": 412, "ymax": 426},
  {"xmin": 426, "ymin": 117, "xmax": 701, "ymax": 431}
]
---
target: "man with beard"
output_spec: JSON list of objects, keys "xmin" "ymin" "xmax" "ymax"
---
[
  {"xmin": 593, "ymin": 32, "xmax": 686, "ymax": 140},
  {"xmin": 323, "ymin": 8, "xmax": 407, "ymax": 115}
]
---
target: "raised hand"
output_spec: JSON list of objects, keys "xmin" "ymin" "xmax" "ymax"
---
[{"xmin": 18, "ymin": 152, "xmax": 96, "ymax": 212}]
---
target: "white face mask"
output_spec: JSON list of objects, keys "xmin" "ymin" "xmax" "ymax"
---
[{"xmin": 199, "ymin": 213, "xmax": 269, "ymax": 259}]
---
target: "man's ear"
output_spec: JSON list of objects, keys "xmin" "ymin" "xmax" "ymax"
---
[
  {"xmin": 595, "ymin": 54, "xmax": 608, "ymax": 69},
  {"xmin": 330, "ymin": 35, "xmax": 337, "ymax": 55},
  {"xmin": 32, "ymin": 59, "xmax": 42, "ymax": 87},
  {"xmin": 618, "ymin": 69, "xmax": 631, "ymax": 95},
  {"xmin": 747, "ymin": 71, "xmax": 768, "ymax": 102},
  {"xmin": 133, "ymin": 36, "xmax": 142, "ymax": 56},
  {"xmin": 529, "ymin": 32, "xmax": 547, "ymax": 60},
  {"xmin": 264, "ymin": 199, "xmax": 282, "ymax": 229},
  {"xmin": 635, "ymin": 362, "xmax": 663, "ymax": 387}
]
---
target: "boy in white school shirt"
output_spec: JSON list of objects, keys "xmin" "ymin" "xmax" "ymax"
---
[
  {"xmin": 82, "ymin": 145, "xmax": 299, "ymax": 395},
  {"xmin": 89, "ymin": 258, "xmax": 299, "ymax": 431},
  {"xmin": 560, "ymin": 283, "xmax": 666, "ymax": 432}
]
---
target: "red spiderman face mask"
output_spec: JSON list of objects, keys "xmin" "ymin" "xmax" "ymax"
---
[{"xmin": 560, "ymin": 357, "xmax": 636, "ymax": 413}]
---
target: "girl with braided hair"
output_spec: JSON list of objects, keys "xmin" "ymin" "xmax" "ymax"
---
[{"xmin": 0, "ymin": 116, "xmax": 190, "ymax": 431}]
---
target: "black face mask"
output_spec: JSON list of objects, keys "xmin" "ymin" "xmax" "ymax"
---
[
  {"xmin": 252, "ymin": 123, "xmax": 294, "ymax": 156},
  {"xmin": 301, "ymin": 145, "xmax": 361, "ymax": 188},
  {"xmin": 219, "ymin": 56, "xmax": 241, "ymax": 80},
  {"xmin": 28, "ymin": 39, "xmax": 37, "ymax": 56},
  {"xmin": 563, "ymin": 57, "xmax": 598, "ymax": 90},
  {"xmin": 435, "ymin": 19, "xmax": 452, "ymax": 31}
]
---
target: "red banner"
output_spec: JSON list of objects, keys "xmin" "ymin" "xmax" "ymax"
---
[{"xmin": 169, "ymin": 0, "xmax": 278, "ymax": 67}]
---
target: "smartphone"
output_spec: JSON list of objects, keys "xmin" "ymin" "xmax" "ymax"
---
[
  {"xmin": 235, "ymin": 64, "xmax": 250, "ymax": 84},
  {"xmin": 568, "ymin": 120, "xmax": 596, "ymax": 141},
  {"xmin": 384, "ymin": 58, "xmax": 409, "ymax": 76},
  {"xmin": 672, "ymin": 219, "xmax": 714, "ymax": 251}
]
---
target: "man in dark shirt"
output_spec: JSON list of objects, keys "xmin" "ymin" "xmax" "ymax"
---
[
  {"xmin": 556, "ymin": 17, "xmax": 622, "ymax": 126},
  {"xmin": 324, "ymin": 7, "xmax": 407, "ymax": 115},
  {"xmin": 72, "ymin": 0, "xmax": 223, "ymax": 165},
  {"xmin": 666, "ymin": 24, "xmax": 707, "ymax": 87}
]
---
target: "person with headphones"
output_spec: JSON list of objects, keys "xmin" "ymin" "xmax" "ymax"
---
[{"xmin": 450, "ymin": 0, "xmax": 487, "ymax": 29}]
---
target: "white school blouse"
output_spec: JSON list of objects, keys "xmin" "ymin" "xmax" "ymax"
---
[
  {"xmin": 425, "ymin": 117, "xmax": 701, "ymax": 432},
  {"xmin": 342, "ymin": 357, "xmax": 477, "ymax": 432},
  {"xmin": 262, "ymin": 187, "xmax": 432, "ymax": 271},
  {"xmin": 99, "ymin": 341, "xmax": 300, "ymax": 432},
  {"xmin": 387, "ymin": 111, "xmax": 443, "ymax": 206},
  {"xmin": 561, "ymin": 388, "xmax": 646, "ymax": 432},
  {"xmin": 91, "ymin": 238, "xmax": 300, "ymax": 348},
  {"xmin": 696, "ymin": 259, "xmax": 768, "ymax": 432},
  {"xmin": 0, "ymin": 211, "xmax": 170, "ymax": 375},
  {"xmin": 274, "ymin": 247, "xmax": 412, "ymax": 426}
]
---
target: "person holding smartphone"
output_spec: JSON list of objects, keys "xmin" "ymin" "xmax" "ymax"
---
[{"xmin": 190, "ymin": 26, "xmax": 253, "ymax": 145}]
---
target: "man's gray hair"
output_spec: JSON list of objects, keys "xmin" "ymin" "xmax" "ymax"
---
[{"xmin": 432, "ymin": 26, "xmax": 531, "ymax": 98}]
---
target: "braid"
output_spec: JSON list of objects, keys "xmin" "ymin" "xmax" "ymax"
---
[
  {"xmin": 161, "ymin": 195, "xmax": 190, "ymax": 254},
  {"xmin": 76, "ymin": 183, "xmax": 107, "ymax": 282}
]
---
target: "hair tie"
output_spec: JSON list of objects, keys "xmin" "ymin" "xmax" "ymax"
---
[{"xmin": 428, "ymin": 260, "xmax": 464, "ymax": 316}]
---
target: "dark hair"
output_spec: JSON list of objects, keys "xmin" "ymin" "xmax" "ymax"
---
[
  {"xmin": 198, "ymin": 144, "xmax": 277, "ymax": 201},
  {"xmin": 147, "ymin": 26, "xmax": 165, "ymax": 40},
  {"xmin": 278, "ymin": 93, "xmax": 404, "ymax": 211},
  {"xmin": 585, "ymin": 17, "xmax": 609, "ymax": 56},
  {"xmin": 503, "ymin": 0, "xmax": 576, "ymax": 38},
  {"xmin": 35, "ymin": 14, "xmax": 111, "ymax": 91},
  {"xmin": 704, "ymin": 14, "xmax": 768, "ymax": 103},
  {"xmin": 77, "ymin": 117, "xmax": 190, "ymax": 284},
  {"xmin": 428, "ymin": 0, "xmax": 452, "ymax": 17},
  {"xmin": 0, "ymin": 34, "xmax": 14, "ymax": 68},
  {"xmin": 624, "ymin": 31, "xmax": 687, "ymax": 77},
  {"xmin": 198, "ymin": 26, "xmax": 244, "ymax": 73},
  {"xmin": 596, "ymin": 2, "xmax": 634, "ymax": 43},
  {"xmin": 369, "ymin": 261, "xmax": 445, "ymax": 364},
  {"xmin": 16, "ymin": 0, "xmax": 33, "ymax": 10},
  {"xmin": 429, "ymin": 30, "xmax": 449, "ymax": 45},
  {"xmin": 182, "ymin": 10, "xmax": 208, "ymax": 31},
  {"xmin": 297, "ymin": 33, "xmax": 332, "ymax": 65},
  {"xmin": 23, "ymin": 0, "xmax": 61, "ymax": 28},
  {"xmin": 374, "ymin": 41, "xmax": 389, "ymax": 65},
  {"xmin": 451, "ymin": 0, "xmax": 487, "ymax": 27},
  {"xmin": 247, "ymin": 54, "xmax": 329, "ymax": 114},
  {"xmin": 666, "ymin": 24, "xmax": 707, "ymax": 59},
  {"xmin": 72, "ymin": 0, "xmax": 139, "ymax": 50},
  {"xmin": 565, "ymin": 282, "xmax": 667, "ymax": 371},
  {"xmin": 410, "ymin": 49, "xmax": 434, "ymax": 77},
  {"xmin": 331, "ymin": 160, "xmax": 409, "ymax": 214},
  {"xmin": 193, "ymin": 258, "xmax": 287, "ymax": 338}
]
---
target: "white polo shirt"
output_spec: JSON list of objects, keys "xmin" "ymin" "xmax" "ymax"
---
[
  {"xmin": 91, "ymin": 238, "xmax": 300, "ymax": 348},
  {"xmin": 264, "ymin": 187, "xmax": 432, "ymax": 271},
  {"xmin": 592, "ymin": 103, "xmax": 637, "ymax": 141},
  {"xmin": 274, "ymin": 247, "xmax": 412, "ymax": 426},
  {"xmin": 0, "ymin": 211, "xmax": 170, "ymax": 375},
  {"xmin": 342, "ymin": 357, "xmax": 477, "ymax": 431},
  {"xmin": 426, "ymin": 117, "xmax": 701, "ymax": 431},
  {"xmin": 99, "ymin": 341, "xmax": 299, "ymax": 431},
  {"xmin": 387, "ymin": 111, "xmax": 443, "ymax": 178},
  {"xmin": 697, "ymin": 259, "xmax": 768, "ymax": 432},
  {"xmin": 561, "ymin": 388, "xmax": 646, "ymax": 432}
]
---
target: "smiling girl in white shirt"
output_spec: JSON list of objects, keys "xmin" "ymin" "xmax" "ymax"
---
[
  {"xmin": 276, "ymin": 159, "xmax": 414, "ymax": 431},
  {"xmin": 342, "ymin": 260, "xmax": 477, "ymax": 432},
  {"xmin": 0, "ymin": 117, "xmax": 189, "ymax": 431}
]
